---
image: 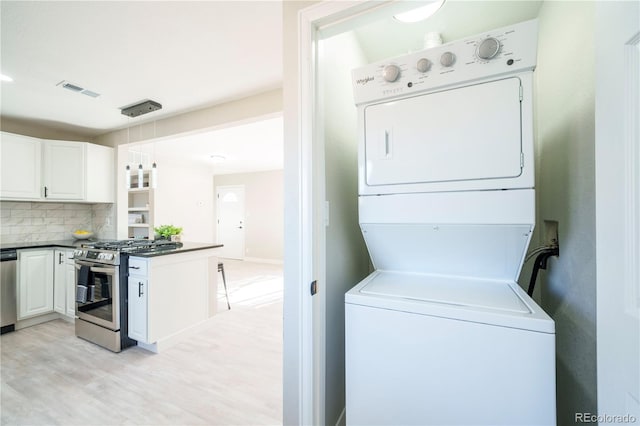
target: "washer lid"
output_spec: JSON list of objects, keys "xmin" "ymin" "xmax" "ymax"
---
[
  {"xmin": 346, "ymin": 271, "xmax": 555, "ymax": 333},
  {"xmin": 360, "ymin": 271, "xmax": 529, "ymax": 314}
]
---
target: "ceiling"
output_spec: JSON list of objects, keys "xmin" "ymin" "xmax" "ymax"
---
[
  {"xmin": 1, "ymin": 1, "xmax": 542, "ymax": 176},
  {"xmin": 0, "ymin": 1, "xmax": 283, "ymax": 137},
  {"xmin": 353, "ymin": 1, "xmax": 543, "ymax": 63},
  {"xmin": 131, "ymin": 116, "xmax": 283, "ymax": 175}
]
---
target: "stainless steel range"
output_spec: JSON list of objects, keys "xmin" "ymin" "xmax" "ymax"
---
[{"xmin": 73, "ymin": 239, "xmax": 182, "ymax": 352}]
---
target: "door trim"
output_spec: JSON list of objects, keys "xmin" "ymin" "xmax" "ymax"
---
[{"xmin": 292, "ymin": 2, "xmax": 414, "ymax": 425}]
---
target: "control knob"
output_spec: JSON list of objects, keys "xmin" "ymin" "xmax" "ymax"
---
[
  {"xmin": 416, "ymin": 58, "xmax": 431, "ymax": 73},
  {"xmin": 382, "ymin": 64, "xmax": 401, "ymax": 82},
  {"xmin": 440, "ymin": 51, "xmax": 456, "ymax": 67},
  {"xmin": 476, "ymin": 37, "xmax": 501, "ymax": 60}
]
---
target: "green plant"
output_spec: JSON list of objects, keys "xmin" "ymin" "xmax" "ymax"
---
[{"xmin": 154, "ymin": 224, "xmax": 183, "ymax": 239}]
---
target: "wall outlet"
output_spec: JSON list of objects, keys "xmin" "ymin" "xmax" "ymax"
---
[{"xmin": 544, "ymin": 220, "xmax": 559, "ymax": 247}]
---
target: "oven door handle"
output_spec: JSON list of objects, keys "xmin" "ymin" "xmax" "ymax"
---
[
  {"xmin": 74, "ymin": 262, "xmax": 116, "ymax": 275},
  {"xmin": 90, "ymin": 266, "xmax": 115, "ymax": 274}
]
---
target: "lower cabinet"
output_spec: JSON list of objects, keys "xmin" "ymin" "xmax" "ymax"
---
[
  {"xmin": 127, "ymin": 257, "xmax": 148, "ymax": 343},
  {"xmin": 19, "ymin": 248, "xmax": 75, "ymax": 322},
  {"xmin": 17, "ymin": 249, "xmax": 54, "ymax": 319},
  {"xmin": 126, "ymin": 252, "xmax": 215, "ymax": 349},
  {"xmin": 53, "ymin": 249, "xmax": 76, "ymax": 319},
  {"xmin": 65, "ymin": 255, "xmax": 76, "ymax": 318}
]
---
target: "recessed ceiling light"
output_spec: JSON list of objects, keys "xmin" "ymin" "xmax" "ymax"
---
[
  {"xmin": 0, "ymin": 74, "xmax": 14, "ymax": 82},
  {"xmin": 393, "ymin": 0, "xmax": 445, "ymax": 23},
  {"xmin": 209, "ymin": 154, "xmax": 226, "ymax": 163}
]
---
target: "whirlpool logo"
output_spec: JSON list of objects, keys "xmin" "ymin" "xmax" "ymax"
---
[{"xmin": 356, "ymin": 76, "xmax": 374, "ymax": 85}]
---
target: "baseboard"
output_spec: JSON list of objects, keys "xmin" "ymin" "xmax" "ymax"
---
[
  {"xmin": 243, "ymin": 257, "xmax": 283, "ymax": 265},
  {"xmin": 336, "ymin": 407, "xmax": 346, "ymax": 426}
]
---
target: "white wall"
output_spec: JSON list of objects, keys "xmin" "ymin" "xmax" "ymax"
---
[
  {"xmin": 535, "ymin": 2, "xmax": 597, "ymax": 423},
  {"xmin": 153, "ymin": 160, "xmax": 215, "ymax": 244},
  {"xmin": 214, "ymin": 170, "xmax": 284, "ymax": 262},
  {"xmin": 320, "ymin": 30, "xmax": 370, "ymax": 425}
]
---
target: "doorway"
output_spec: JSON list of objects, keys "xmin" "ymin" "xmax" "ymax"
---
[{"xmin": 216, "ymin": 185, "xmax": 246, "ymax": 260}]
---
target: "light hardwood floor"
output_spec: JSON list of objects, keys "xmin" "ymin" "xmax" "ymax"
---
[{"xmin": 0, "ymin": 260, "xmax": 283, "ymax": 426}]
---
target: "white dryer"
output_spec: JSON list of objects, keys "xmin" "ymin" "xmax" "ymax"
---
[{"xmin": 345, "ymin": 19, "xmax": 556, "ymax": 426}]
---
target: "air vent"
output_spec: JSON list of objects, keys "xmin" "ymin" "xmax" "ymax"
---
[
  {"xmin": 56, "ymin": 80, "xmax": 101, "ymax": 98},
  {"xmin": 62, "ymin": 82, "xmax": 83, "ymax": 92},
  {"xmin": 81, "ymin": 90, "xmax": 100, "ymax": 98}
]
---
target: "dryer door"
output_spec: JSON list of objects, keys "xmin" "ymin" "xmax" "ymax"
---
[{"xmin": 364, "ymin": 77, "xmax": 523, "ymax": 187}]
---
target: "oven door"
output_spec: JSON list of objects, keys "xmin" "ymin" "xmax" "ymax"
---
[{"xmin": 75, "ymin": 260, "xmax": 120, "ymax": 331}]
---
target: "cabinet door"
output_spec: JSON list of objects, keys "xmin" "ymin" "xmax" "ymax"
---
[
  {"xmin": 127, "ymin": 276, "xmax": 148, "ymax": 343},
  {"xmin": 53, "ymin": 250, "xmax": 66, "ymax": 314},
  {"xmin": 18, "ymin": 250, "xmax": 54, "ymax": 319},
  {"xmin": 0, "ymin": 132, "xmax": 42, "ymax": 199},
  {"xmin": 65, "ymin": 261, "xmax": 76, "ymax": 318},
  {"xmin": 86, "ymin": 143, "xmax": 114, "ymax": 203},
  {"xmin": 42, "ymin": 140, "xmax": 86, "ymax": 200}
]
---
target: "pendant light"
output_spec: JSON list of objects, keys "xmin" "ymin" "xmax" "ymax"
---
[
  {"xmin": 138, "ymin": 164, "xmax": 144, "ymax": 188},
  {"xmin": 125, "ymin": 165, "xmax": 131, "ymax": 189}
]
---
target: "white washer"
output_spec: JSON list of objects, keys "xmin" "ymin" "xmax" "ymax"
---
[{"xmin": 346, "ymin": 19, "xmax": 556, "ymax": 426}]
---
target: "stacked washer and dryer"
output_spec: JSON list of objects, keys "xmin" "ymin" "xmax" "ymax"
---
[{"xmin": 346, "ymin": 20, "xmax": 556, "ymax": 425}]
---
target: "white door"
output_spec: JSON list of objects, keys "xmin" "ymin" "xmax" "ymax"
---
[
  {"xmin": 596, "ymin": 0, "xmax": 640, "ymax": 420},
  {"xmin": 216, "ymin": 185, "xmax": 246, "ymax": 260}
]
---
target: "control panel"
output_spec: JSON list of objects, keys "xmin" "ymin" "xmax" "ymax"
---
[{"xmin": 352, "ymin": 19, "xmax": 538, "ymax": 105}]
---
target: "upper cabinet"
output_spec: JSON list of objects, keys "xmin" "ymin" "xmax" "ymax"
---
[
  {"xmin": 0, "ymin": 131, "xmax": 114, "ymax": 203},
  {"xmin": 0, "ymin": 132, "xmax": 42, "ymax": 199},
  {"xmin": 42, "ymin": 140, "xmax": 86, "ymax": 200}
]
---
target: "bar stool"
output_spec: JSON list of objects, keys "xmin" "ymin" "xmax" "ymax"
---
[{"xmin": 218, "ymin": 262, "xmax": 231, "ymax": 310}]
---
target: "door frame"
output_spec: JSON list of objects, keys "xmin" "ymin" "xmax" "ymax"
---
[
  {"xmin": 289, "ymin": 2, "xmax": 427, "ymax": 424},
  {"xmin": 215, "ymin": 184, "xmax": 246, "ymax": 260},
  {"xmin": 595, "ymin": 0, "xmax": 640, "ymax": 418}
]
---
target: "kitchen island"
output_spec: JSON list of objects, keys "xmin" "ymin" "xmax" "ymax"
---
[
  {"xmin": 3, "ymin": 239, "xmax": 223, "ymax": 353},
  {"xmin": 125, "ymin": 242, "xmax": 223, "ymax": 353}
]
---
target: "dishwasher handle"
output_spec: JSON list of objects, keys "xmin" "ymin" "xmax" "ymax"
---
[{"xmin": 0, "ymin": 250, "xmax": 17, "ymax": 262}]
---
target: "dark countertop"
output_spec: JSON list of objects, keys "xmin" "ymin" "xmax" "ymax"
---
[
  {"xmin": 1, "ymin": 240, "xmax": 223, "ymax": 257},
  {"xmin": 129, "ymin": 242, "xmax": 223, "ymax": 258},
  {"xmin": 0, "ymin": 239, "xmax": 99, "ymax": 251}
]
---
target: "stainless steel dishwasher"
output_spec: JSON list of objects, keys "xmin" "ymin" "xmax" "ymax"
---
[{"xmin": 1, "ymin": 249, "xmax": 17, "ymax": 334}]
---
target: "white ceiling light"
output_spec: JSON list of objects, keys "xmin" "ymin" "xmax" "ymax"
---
[
  {"xmin": 0, "ymin": 74, "xmax": 14, "ymax": 82},
  {"xmin": 209, "ymin": 154, "xmax": 226, "ymax": 163},
  {"xmin": 394, "ymin": 0, "xmax": 445, "ymax": 23}
]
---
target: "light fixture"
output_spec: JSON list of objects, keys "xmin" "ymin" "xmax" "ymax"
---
[
  {"xmin": 393, "ymin": 0, "xmax": 445, "ymax": 23},
  {"xmin": 210, "ymin": 154, "xmax": 226, "ymax": 163},
  {"xmin": 120, "ymin": 100, "xmax": 162, "ymax": 118},
  {"xmin": 0, "ymin": 74, "xmax": 13, "ymax": 82}
]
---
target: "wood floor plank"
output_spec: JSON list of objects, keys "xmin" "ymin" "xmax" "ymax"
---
[{"xmin": 1, "ymin": 260, "xmax": 283, "ymax": 426}]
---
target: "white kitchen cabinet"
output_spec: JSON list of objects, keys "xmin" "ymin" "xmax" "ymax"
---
[
  {"xmin": 18, "ymin": 249, "xmax": 54, "ymax": 319},
  {"xmin": 127, "ymin": 257, "xmax": 148, "ymax": 342},
  {"xmin": 128, "ymin": 169, "xmax": 155, "ymax": 239},
  {"xmin": 0, "ymin": 131, "xmax": 114, "ymax": 203},
  {"xmin": 53, "ymin": 249, "xmax": 76, "ymax": 318},
  {"xmin": 43, "ymin": 140, "xmax": 86, "ymax": 200},
  {"xmin": 0, "ymin": 132, "xmax": 42, "ymax": 199},
  {"xmin": 65, "ymin": 254, "xmax": 76, "ymax": 318},
  {"xmin": 127, "ymin": 251, "xmax": 218, "ymax": 351}
]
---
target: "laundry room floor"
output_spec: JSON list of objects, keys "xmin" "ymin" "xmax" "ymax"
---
[{"xmin": 0, "ymin": 259, "xmax": 283, "ymax": 426}]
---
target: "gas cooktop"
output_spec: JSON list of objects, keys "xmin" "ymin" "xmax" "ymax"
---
[
  {"xmin": 83, "ymin": 239, "xmax": 183, "ymax": 253},
  {"xmin": 74, "ymin": 240, "xmax": 183, "ymax": 265}
]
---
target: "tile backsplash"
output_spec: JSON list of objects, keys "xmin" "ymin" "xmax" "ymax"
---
[{"xmin": 0, "ymin": 201, "xmax": 116, "ymax": 243}]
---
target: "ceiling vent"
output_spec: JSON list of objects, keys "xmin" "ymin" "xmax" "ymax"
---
[
  {"xmin": 120, "ymin": 100, "xmax": 162, "ymax": 118},
  {"xmin": 57, "ymin": 80, "xmax": 101, "ymax": 98}
]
